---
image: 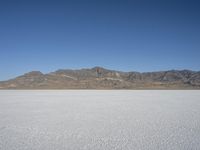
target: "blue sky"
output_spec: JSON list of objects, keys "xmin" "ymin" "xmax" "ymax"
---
[{"xmin": 0, "ymin": 0, "xmax": 200, "ymax": 80}]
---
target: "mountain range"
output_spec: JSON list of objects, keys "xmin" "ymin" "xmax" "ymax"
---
[{"xmin": 0, "ymin": 67, "xmax": 200, "ymax": 89}]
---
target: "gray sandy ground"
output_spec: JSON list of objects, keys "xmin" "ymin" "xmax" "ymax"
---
[{"xmin": 0, "ymin": 90, "xmax": 200, "ymax": 150}]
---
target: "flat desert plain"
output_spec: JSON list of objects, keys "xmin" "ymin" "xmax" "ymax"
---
[{"xmin": 0, "ymin": 90, "xmax": 200, "ymax": 150}]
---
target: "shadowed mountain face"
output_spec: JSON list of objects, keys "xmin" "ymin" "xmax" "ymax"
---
[{"xmin": 0, "ymin": 67, "xmax": 200, "ymax": 89}]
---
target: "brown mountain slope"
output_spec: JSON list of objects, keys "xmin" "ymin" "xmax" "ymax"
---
[{"xmin": 0, "ymin": 67, "xmax": 200, "ymax": 89}]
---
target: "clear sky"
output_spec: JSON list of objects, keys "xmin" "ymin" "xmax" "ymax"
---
[{"xmin": 0, "ymin": 0, "xmax": 200, "ymax": 80}]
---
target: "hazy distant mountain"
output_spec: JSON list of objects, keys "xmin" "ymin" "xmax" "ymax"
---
[{"xmin": 0, "ymin": 67, "xmax": 200, "ymax": 89}]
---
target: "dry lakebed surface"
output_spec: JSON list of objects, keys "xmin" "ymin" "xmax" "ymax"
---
[{"xmin": 0, "ymin": 90, "xmax": 200, "ymax": 150}]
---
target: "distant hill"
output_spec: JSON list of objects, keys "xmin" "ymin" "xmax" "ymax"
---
[{"xmin": 0, "ymin": 67, "xmax": 200, "ymax": 89}]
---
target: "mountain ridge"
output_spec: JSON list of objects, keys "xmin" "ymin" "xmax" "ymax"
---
[{"xmin": 0, "ymin": 67, "xmax": 200, "ymax": 89}]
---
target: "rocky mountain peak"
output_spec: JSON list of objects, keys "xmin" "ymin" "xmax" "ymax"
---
[
  {"xmin": 0, "ymin": 67, "xmax": 199, "ymax": 89},
  {"xmin": 23, "ymin": 71, "xmax": 43, "ymax": 76}
]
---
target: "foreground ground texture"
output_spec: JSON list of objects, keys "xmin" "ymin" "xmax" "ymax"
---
[{"xmin": 0, "ymin": 90, "xmax": 200, "ymax": 150}]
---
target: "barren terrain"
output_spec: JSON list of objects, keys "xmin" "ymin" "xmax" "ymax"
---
[{"xmin": 0, "ymin": 90, "xmax": 200, "ymax": 150}]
